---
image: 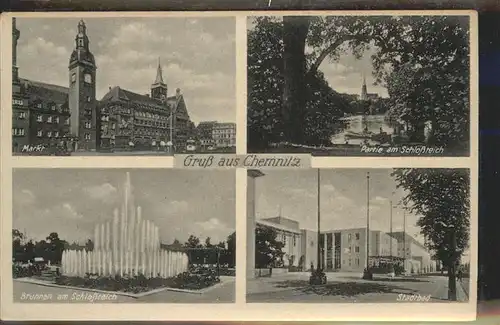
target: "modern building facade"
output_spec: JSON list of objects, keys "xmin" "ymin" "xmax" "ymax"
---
[
  {"xmin": 12, "ymin": 19, "xmax": 195, "ymax": 154},
  {"xmin": 248, "ymin": 212, "xmax": 436, "ymax": 277}
]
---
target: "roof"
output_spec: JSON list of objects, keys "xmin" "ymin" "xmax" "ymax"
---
[
  {"xmin": 257, "ymin": 219, "xmax": 302, "ymax": 235},
  {"xmin": 100, "ymin": 86, "xmax": 174, "ymax": 111},
  {"xmin": 21, "ymin": 78, "xmax": 68, "ymax": 104}
]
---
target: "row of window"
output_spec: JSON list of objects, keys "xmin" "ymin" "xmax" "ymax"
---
[
  {"xmin": 32, "ymin": 102, "xmax": 69, "ymax": 113},
  {"xmin": 213, "ymin": 134, "xmax": 235, "ymax": 139},
  {"xmin": 347, "ymin": 233, "xmax": 361, "ymax": 241},
  {"xmin": 342, "ymin": 258, "xmax": 361, "ymax": 267},
  {"xmin": 134, "ymin": 111, "xmax": 170, "ymax": 120},
  {"xmin": 36, "ymin": 115, "xmax": 69, "ymax": 125},
  {"xmin": 135, "ymin": 119, "xmax": 169, "ymax": 128},
  {"xmin": 279, "ymin": 233, "xmax": 298, "ymax": 247},
  {"xmin": 34, "ymin": 130, "xmax": 92, "ymax": 140},
  {"xmin": 12, "ymin": 128, "xmax": 26, "ymax": 136}
]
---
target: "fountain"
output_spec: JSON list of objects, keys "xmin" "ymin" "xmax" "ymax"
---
[{"xmin": 61, "ymin": 172, "xmax": 188, "ymax": 279}]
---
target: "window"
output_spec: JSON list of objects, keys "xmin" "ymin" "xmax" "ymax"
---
[
  {"xmin": 13, "ymin": 99, "xmax": 24, "ymax": 106},
  {"xmin": 355, "ymin": 233, "xmax": 360, "ymax": 240},
  {"xmin": 348, "ymin": 234, "xmax": 352, "ymax": 242},
  {"xmin": 84, "ymin": 74, "xmax": 92, "ymax": 84},
  {"xmin": 55, "ymin": 117, "xmax": 60, "ymax": 124},
  {"xmin": 84, "ymin": 133, "xmax": 91, "ymax": 140},
  {"xmin": 293, "ymin": 236, "xmax": 296, "ymax": 247},
  {"xmin": 54, "ymin": 131, "xmax": 59, "ymax": 138},
  {"xmin": 111, "ymin": 123, "xmax": 116, "ymax": 130},
  {"xmin": 356, "ymin": 258, "xmax": 360, "ymax": 266},
  {"xmin": 47, "ymin": 116, "xmax": 53, "ymax": 123},
  {"xmin": 78, "ymin": 39, "xmax": 84, "ymax": 47},
  {"xmin": 37, "ymin": 115, "xmax": 43, "ymax": 122},
  {"xmin": 71, "ymin": 73, "xmax": 76, "ymax": 83},
  {"xmin": 37, "ymin": 130, "xmax": 43, "ymax": 137},
  {"xmin": 47, "ymin": 131, "xmax": 52, "ymax": 138},
  {"xmin": 87, "ymin": 96, "xmax": 91, "ymax": 102},
  {"xmin": 51, "ymin": 104, "xmax": 56, "ymax": 111},
  {"xmin": 65, "ymin": 118, "xmax": 70, "ymax": 125},
  {"xmin": 19, "ymin": 112, "xmax": 27, "ymax": 119},
  {"xmin": 85, "ymin": 121, "xmax": 92, "ymax": 129},
  {"xmin": 355, "ymin": 246, "xmax": 360, "ymax": 253},
  {"xmin": 348, "ymin": 259, "xmax": 351, "ymax": 266},
  {"xmin": 36, "ymin": 103, "xmax": 42, "ymax": 109},
  {"xmin": 12, "ymin": 128, "xmax": 25, "ymax": 136}
]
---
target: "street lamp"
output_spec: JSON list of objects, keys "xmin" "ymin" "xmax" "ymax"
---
[
  {"xmin": 363, "ymin": 171, "xmax": 373, "ymax": 280},
  {"xmin": 317, "ymin": 168, "xmax": 321, "ymax": 271},
  {"xmin": 310, "ymin": 168, "xmax": 326, "ymax": 285}
]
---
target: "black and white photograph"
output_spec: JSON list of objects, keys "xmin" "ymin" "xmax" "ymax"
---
[
  {"xmin": 247, "ymin": 168, "xmax": 471, "ymax": 303},
  {"xmin": 11, "ymin": 17, "xmax": 236, "ymax": 156},
  {"xmin": 12, "ymin": 169, "xmax": 236, "ymax": 303},
  {"xmin": 247, "ymin": 15, "xmax": 472, "ymax": 156}
]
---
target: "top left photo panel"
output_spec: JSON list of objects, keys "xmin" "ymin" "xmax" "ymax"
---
[{"xmin": 11, "ymin": 16, "xmax": 236, "ymax": 156}]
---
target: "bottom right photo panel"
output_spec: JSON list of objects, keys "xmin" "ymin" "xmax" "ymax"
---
[{"xmin": 246, "ymin": 168, "xmax": 471, "ymax": 303}]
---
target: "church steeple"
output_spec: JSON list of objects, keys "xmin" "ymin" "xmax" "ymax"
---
[
  {"xmin": 151, "ymin": 57, "xmax": 168, "ymax": 100},
  {"xmin": 361, "ymin": 73, "xmax": 368, "ymax": 101},
  {"xmin": 154, "ymin": 58, "xmax": 164, "ymax": 84},
  {"xmin": 75, "ymin": 19, "xmax": 90, "ymax": 51}
]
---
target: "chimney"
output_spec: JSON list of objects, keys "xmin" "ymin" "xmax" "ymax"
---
[{"xmin": 175, "ymin": 88, "xmax": 181, "ymax": 99}]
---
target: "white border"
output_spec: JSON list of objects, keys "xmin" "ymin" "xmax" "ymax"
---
[{"xmin": 1, "ymin": 10, "xmax": 478, "ymax": 321}]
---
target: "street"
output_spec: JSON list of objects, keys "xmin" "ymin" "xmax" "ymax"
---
[
  {"xmin": 13, "ymin": 278, "xmax": 235, "ymax": 303},
  {"xmin": 246, "ymin": 272, "xmax": 468, "ymax": 303}
]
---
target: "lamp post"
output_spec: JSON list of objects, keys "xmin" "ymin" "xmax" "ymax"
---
[
  {"xmin": 363, "ymin": 171, "xmax": 372, "ymax": 280},
  {"xmin": 310, "ymin": 168, "xmax": 326, "ymax": 285},
  {"xmin": 317, "ymin": 168, "xmax": 321, "ymax": 271},
  {"xmin": 169, "ymin": 109, "xmax": 174, "ymax": 155},
  {"xmin": 403, "ymin": 205, "xmax": 406, "ymax": 272}
]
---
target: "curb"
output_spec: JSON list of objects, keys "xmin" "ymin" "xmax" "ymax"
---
[{"xmin": 14, "ymin": 277, "xmax": 234, "ymax": 298}]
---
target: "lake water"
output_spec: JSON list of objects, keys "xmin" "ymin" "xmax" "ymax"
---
[{"xmin": 331, "ymin": 115, "xmax": 394, "ymax": 145}]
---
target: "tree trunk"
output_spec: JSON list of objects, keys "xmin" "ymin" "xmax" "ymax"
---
[
  {"xmin": 282, "ymin": 16, "xmax": 310, "ymax": 144},
  {"xmin": 448, "ymin": 263, "xmax": 457, "ymax": 301}
]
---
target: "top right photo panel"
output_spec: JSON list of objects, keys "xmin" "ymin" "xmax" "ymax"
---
[{"xmin": 247, "ymin": 14, "xmax": 473, "ymax": 157}]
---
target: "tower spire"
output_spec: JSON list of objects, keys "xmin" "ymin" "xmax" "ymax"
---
[{"xmin": 154, "ymin": 57, "xmax": 164, "ymax": 84}]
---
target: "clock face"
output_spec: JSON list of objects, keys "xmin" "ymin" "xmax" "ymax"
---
[{"xmin": 84, "ymin": 73, "xmax": 92, "ymax": 84}]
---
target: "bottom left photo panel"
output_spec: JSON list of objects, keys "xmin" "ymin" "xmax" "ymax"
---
[{"xmin": 11, "ymin": 168, "xmax": 236, "ymax": 304}]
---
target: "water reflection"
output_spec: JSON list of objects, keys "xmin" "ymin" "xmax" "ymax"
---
[{"xmin": 331, "ymin": 115, "xmax": 394, "ymax": 145}]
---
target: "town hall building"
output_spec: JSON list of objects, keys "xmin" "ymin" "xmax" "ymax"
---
[{"xmin": 12, "ymin": 19, "xmax": 195, "ymax": 154}]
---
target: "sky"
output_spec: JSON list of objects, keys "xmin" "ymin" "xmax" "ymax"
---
[
  {"xmin": 247, "ymin": 16, "xmax": 388, "ymax": 98},
  {"xmin": 16, "ymin": 17, "xmax": 236, "ymax": 124},
  {"xmin": 13, "ymin": 169, "xmax": 235, "ymax": 245},
  {"xmin": 255, "ymin": 169, "xmax": 430, "ymax": 246}
]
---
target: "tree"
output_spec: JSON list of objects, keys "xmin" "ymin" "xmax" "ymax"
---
[
  {"xmin": 85, "ymin": 239, "xmax": 94, "ymax": 252},
  {"xmin": 45, "ymin": 232, "xmax": 65, "ymax": 264},
  {"xmin": 205, "ymin": 237, "xmax": 213, "ymax": 248},
  {"xmin": 12, "ymin": 229, "xmax": 25, "ymax": 261},
  {"xmin": 392, "ymin": 168, "xmax": 470, "ymax": 301},
  {"xmin": 255, "ymin": 225, "xmax": 285, "ymax": 268},
  {"xmin": 371, "ymin": 16, "xmax": 470, "ymax": 150},
  {"xmin": 225, "ymin": 232, "xmax": 236, "ymax": 268},
  {"xmin": 248, "ymin": 17, "xmax": 357, "ymax": 148},
  {"xmin": 185, "ymin": 235, "xmax": 202, "ymax": 248}
]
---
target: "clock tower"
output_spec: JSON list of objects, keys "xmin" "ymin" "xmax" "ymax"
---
[{"xmin": 68, "ymin": 19, "xmax": 98, "ymax": 151}]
